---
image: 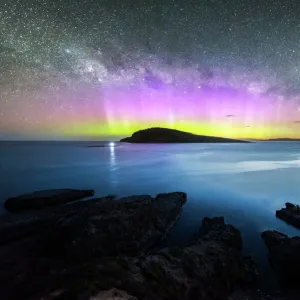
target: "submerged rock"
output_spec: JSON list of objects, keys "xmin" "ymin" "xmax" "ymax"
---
[
  {"xmin": 276, "ymin": 202, "xmax": 300, "ymax": 229},
  {"xmin": 261, "ymin": 230, "xmax": 300, "ymax": 286},
  {"xmin": 4, "ymin": 189, "xmax": 95, "ymax": 212}
]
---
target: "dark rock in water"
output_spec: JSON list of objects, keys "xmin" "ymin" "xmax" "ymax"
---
[
  {"xmin": 261, "ymin": 230, "xmax": 300, "ymax": 286},
  {"xmin": 196, "ymin": 216, "xmax": 243, "ymax": 250},
  {"xmin": 4, "ymin": 189, "xmax": 95, "ymax": 212},
  {"xmin": 276, "ymin": 202, "xmax": 300, "ymax": 229},
  {"xmin": 120, "ymin": 127, "xmax": 250, "ymax": 143}
]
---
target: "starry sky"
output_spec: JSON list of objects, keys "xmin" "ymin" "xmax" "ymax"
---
[{"xmin": 1, "ymin": 0, "xmax": 300, "ymax": 140}]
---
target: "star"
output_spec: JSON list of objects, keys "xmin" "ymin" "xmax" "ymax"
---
[{"xmin": 1, "ymin": 0, "xmax": 300, "ymax": 140}]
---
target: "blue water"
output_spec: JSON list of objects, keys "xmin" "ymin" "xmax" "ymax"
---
[{"xmin": 1, "ymin": 141, "xmax": 300, "ymax": 288}]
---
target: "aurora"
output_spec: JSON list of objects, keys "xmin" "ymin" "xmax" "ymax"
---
[{"xmin": 1, "ymin": 0, "xmax": 300, "ymax": 140}]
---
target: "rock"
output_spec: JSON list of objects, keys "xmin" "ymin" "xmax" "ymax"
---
[
  {"xmin": 276, "ymin": 202, "xmax": 300, "ymax": 229},
  {"xmin": 226, "ymin": 289, "xmax": 291, "ymax": 300},
  {"xmin": 4, "ymin": 189, "xmax": 95, "ymax": 212},
  {"xmin": 47, "ymin": 288, "xmax": 139, "ymax": 300},
  {"xmin": 0, "ymin": 192, "xmax": 187, "ymax": 298},
  {"xmin": 0, "ymin": 188, "xmax": 259, "ymax": 300},
  {"xmin": 285, "ymin": 202, "xmax": 297, "ymax": 210},
  {"xmin": 261, "ymin": 230, "xmax": 300, "ymax": 286},
  {"xmin": 196, "ymin": 216, "xmax": 243, "ymax": 250},
  {"xmin": 90, "ymin": 288, "xmax": 139, "ymax": 300},
  {"xmin": 120, "ymin": 127, "xmax": 250, "ymax": 143},
  {"xmin": 46, "ymin": 217, "xmax": 258, "ymax": 300},
  {"xmin": 38, "ymin": 192, "xmax": 187, "ymax": 259}
]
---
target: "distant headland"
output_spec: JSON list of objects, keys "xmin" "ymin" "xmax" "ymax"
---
[
  {"xmin": 264, "ymin": 138, "xmax": 300, "ymax": 141},
  {"xmin": 120, "ymin": 127, "xmax": 250, "ymax": 143}
]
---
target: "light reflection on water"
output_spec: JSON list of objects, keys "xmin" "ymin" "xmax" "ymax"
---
[{"xmin": 109, "ymin": 142, "xmax": 118, "ymax": 188}]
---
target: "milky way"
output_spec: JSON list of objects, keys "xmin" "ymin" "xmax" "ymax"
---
[{"xmin": 1, "ymin": 0, "xmax": 300, "ymax": 139}]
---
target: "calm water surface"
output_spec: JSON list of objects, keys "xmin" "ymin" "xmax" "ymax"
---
[{"xmin": 1, "ymin": 141, "xmax": 300, "ymax": 288}]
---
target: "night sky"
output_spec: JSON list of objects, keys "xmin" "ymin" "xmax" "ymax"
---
[{"xmin": 1, "ymin": 0, "xmax": 300, "ymax": 140}]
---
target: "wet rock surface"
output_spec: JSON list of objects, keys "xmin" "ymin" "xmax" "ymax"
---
[
  {"xmin": 261, "ymin": 230, "xmax": 300, "ymax": 287},
  {"xmin": 276, "ymin": 202, "xmax": 300, "ymax": 229},
  {"xmin": 4, "ymin": 189, "xmax": 95, "ymax": 212}
]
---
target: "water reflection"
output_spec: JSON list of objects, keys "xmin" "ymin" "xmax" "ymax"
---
[{"xmin": 109, "ymin": 142, "xmax": 118, "ymax": 187}]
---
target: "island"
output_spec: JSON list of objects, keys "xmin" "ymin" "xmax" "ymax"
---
[{"xmin": 120, "ymin": 127, "xmax": 250, "ymax": 143}]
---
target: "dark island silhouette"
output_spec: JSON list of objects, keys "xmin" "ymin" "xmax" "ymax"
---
[{"xmin": 120, "ymin": 127, "xmax": 250, "ymax": 143}]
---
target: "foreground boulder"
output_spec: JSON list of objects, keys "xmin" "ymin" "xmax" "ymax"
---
[
  {"xmin": 4, "ymin": 189, "xmax": 95, "ymax": 212},
  {"xmin": 261, "ymin": 230, "xmax": 300, "ymax": 286},
  {"xmin": 276, "ymin": 202, "xmax": 300, "ymax": 229}
]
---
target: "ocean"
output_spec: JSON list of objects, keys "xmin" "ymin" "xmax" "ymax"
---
[{"xmin": 1, "ymin": 141, "xmax": 300, "ymax": 287}]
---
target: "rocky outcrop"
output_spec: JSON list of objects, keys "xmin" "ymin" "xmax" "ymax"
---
[
  {"xmin": 276, "ymin": 202, "xmax": 300, "ymax": 229},
  {"xmin": 0, "ymin": 211, "xmax": 258, "ymax": 300},
  {"xmin": 4, "ymin": 189, "xmax": 95, "ymax": 212},
  {"xmin": 261, "ymin": 230, "xmax": 300, "ymax": 286},
  {"xmin": 51, "ymin": 217, "xmax": 257, "ymax": 300},
  {"xmin": 120, "ymin": 127, "xmax": 250, "ymax": 143},
  {"xmin": 0, "ymin": 192, "xmax": 186, "ymax": 257},
  {"xmin": 0, "ymin": 192, "xmax": 187, "ymax": 298}
]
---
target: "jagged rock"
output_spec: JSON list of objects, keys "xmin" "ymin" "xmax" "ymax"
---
[
  {"xmin": 0, "ymin": 189, "xmax": 258, "ymax": 300},
  {"xmin": 40, "ymin": 192, "xmax": 186, "ymax": 259},
  {"xmin": 0, "ymin": 192, "xmax": 187, "ymax": 299},
  {"xmin": 275, "ymin": 202, "xmax": 300, "ymax": 229},
  {"xmin": 33, "ymin": 217, "xmax": 257, "ymax": 300},
  {"xmin": 261, "ymin": 230, "xmax": 300, "ymax": 286},
  {"xmin": 4, "ymin": 189, "xmax": 95, "ymax": 212},
  {"xmin": 0, "ymin": 192, "xmax": 186, "ymax": 257},
  {"xmin": 195, "ymin": 216, "xmax": 243, "ymax": 250}
]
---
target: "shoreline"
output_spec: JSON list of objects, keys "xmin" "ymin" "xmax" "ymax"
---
[{"xmin": 0, "ymin": 189, "xmax": 299, "ymax": 299}]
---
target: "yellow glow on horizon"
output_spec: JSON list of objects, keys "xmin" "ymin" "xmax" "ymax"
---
[{"xmin": 53, "ymin": 120, "xmax": 300, "ymax": 140}]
